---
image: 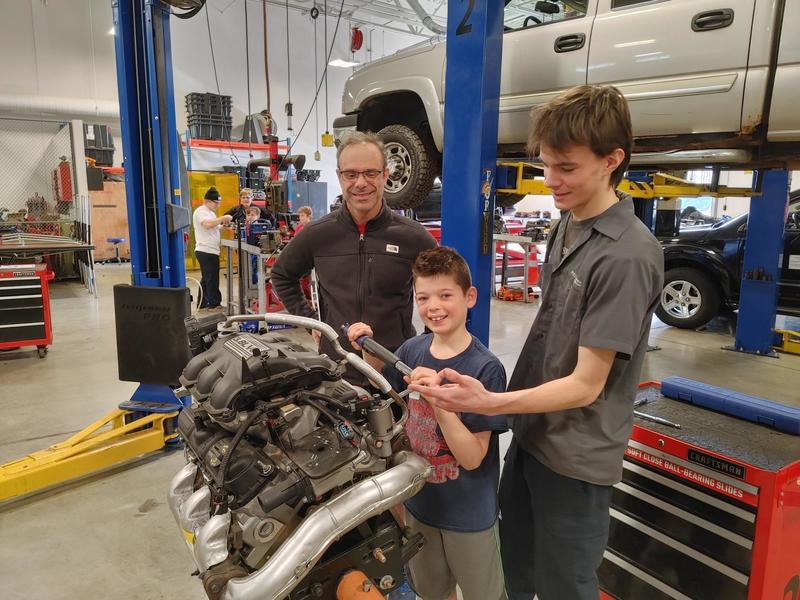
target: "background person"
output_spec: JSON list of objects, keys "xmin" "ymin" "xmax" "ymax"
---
[
  {"xmin": 294, "ymin": 205, "xmax": 312, "ymax": 234},
  {"xmin": 227, "ymin": 187, "xmax": 273, "ymax": 225},
  {"xmin": 192, "ymin": 186, "xmax": 232, "ymax": 310}
]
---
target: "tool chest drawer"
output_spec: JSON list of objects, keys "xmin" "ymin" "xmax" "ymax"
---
[
  {"xmin": 0, "ymin": 306, "xmax": 46, "ymax": 326},
  {"xmin": 0, "ymin": 277, "xmax": 42, "ymax": 296}
]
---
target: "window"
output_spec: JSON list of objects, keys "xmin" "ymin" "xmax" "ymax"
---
[
  {"xmin": 679, "ymin": 197, "xmax": 714, "ymax": 226},
  {"xmin": 612, "ymin": 0, "xmax": 667, "ymax": 10},
  {"xmin": 504, "ymin": 0, "xmax": 588, "ymax": 32}
]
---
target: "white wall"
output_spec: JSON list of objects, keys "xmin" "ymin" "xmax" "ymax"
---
[
  {"xmin": 0, "ymin": 1, "xmax": 119, "ymax": 106},
  {"xmin": 709, "ymin": 170, "xmax": 798, "ymax": 218},
  {"xmin": 0, "ymin": 0, "xmax": 423, "ymax": 202}
]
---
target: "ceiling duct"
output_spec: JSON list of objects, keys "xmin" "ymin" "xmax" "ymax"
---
[
  {"xmin": 0, "ymin": 94, "xmax": 119, "ymax": 120},
  {"xmin": 405, "ymin": 0, "xmax": 446, "ymax": 34}
]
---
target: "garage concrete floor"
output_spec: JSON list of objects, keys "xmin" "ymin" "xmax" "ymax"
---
[{"xmin": 2, "ymin": 264, "xmax": 799, "ymax": 600}]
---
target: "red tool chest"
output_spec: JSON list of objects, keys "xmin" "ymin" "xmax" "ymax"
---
[
  {"xmin": 598, "ymin": 382, "xmax": 800, "ymax": 600},
  {"xmin": 0, "ymin": 263, "xmax": 54, "ymax": 357}
]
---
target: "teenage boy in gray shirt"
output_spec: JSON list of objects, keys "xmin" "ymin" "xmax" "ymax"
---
[{"xmin": 409, "ymin": 85, "xmax": 664, "ymax": 600}]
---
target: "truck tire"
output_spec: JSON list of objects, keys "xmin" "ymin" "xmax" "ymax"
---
[
  {"xmin": 378, "ymin": 124, "xmax": 436, "ymax": 210},
  {"xmin": 656, "ymin": 267, "xmax": 720, "ymax": 329}
]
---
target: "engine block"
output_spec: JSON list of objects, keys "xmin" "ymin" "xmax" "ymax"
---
[{"xmin": 168, "ymin": 318, "xmax": 430, "ymax": 600}]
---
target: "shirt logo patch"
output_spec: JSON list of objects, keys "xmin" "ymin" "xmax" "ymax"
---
[
  {"xmin": 386, "ymin": 244, "xmax": 399, "ymax": 254},
  {"xmin": 570, "ymin": 270, "xmax": 583, "ymax": 288}
]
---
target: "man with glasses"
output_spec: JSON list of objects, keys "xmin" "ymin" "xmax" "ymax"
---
[
  {"xmin": 272, "ymin": 131, "xmax": 436, "ymax": 383},
  {"xmin": 193, "ymin": 186, "xmax": 233, "ymax": 310}
]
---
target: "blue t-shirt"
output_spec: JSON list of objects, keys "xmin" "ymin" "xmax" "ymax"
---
[{"xmin": 384, "ymin": 333, "xmax": 508, "ymax": 532}]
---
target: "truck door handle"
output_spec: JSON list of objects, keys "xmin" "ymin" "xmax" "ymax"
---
[
  {"xmin": 554, "ymin": 33, "xmax": 586, "ymax": 53},
  {"xmin": 692, "ymin": 9, "xmax": 734, "ymax": 31}
]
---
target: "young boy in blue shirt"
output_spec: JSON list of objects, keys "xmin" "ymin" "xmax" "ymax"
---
[{"xmin": 348, "ymin": 247, "xmax": 508, "ymax": 600}]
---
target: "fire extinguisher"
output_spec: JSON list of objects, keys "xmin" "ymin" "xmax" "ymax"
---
[
  {"xmin": 53, "ymin": 156, "xmax": 73, "ymax": 203},
  {"xmin": 350, "ymin": 27, "xmax": 363, "ymax": 53}
]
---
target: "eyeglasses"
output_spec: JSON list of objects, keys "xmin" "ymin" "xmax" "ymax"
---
[{"xmin": 338, "ymin": 169, "xmax": 384, "ymax": 182}]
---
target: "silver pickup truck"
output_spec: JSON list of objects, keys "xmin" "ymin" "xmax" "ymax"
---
[{"xmin": 333, "ymin": 0, "xmax": 799, "ymax": 208}]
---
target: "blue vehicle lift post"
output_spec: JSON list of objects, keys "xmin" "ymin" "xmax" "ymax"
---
[
  {"xmin": 440, "ymin": 0, "xmax": 504, "ymax": 346},
  {"xmin": 728, "ymin": 169, "xmax": 792, "ymax": 356},
  {"xmin": 112, "ymin": 0, "xmax": 192, "ymax": 410},
  {"xmin": 113, "ymin": 0, "xmax": 187, "ymax": 290}
]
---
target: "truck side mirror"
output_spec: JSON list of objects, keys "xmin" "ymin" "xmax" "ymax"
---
[{"xmin": 535, "ymin": 1, "xmax": 561, "ymax": 14}]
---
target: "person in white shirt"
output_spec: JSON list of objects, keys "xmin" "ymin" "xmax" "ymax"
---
[{"xmin": 192, "ymin": 187, "xmax": 232, "ymax": 309}]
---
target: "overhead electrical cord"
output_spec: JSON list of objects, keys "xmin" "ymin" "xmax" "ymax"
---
[
  {"xmin": 168, "ymin": 0, "xmax": 206, "ymax": 20},
  {"xmin": 263, "ymin": 0, "xmax": 271, "ymax": 114},
  {"xmin": 244, "ymin": 0, "xmax": 253, "ymax": 156},
  {"xmin": 285, "ymin": 0, "xmax": 293, "ymax": 132},
  {"xmin": 274, "ymin": 0, "xmax": 345, "ymax": 172},
  {"xmin": 204, "ymin": 2, "xmax": 239, "ymax": 164},
  {"xmin": 324, "ymin": 0, "xmax": 330, "ymax": 133},
  {"xmin": 313, "ymin": 5, "xmax": 320, "ymax": 159}
]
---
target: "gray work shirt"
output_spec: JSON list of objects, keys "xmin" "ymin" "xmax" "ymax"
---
[{"xmin": 508, "ymin": 195, "xmax": 664, "ymax": 485}]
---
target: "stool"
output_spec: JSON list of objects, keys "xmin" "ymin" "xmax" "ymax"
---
[{"xmin": 104, "ymin": 237, "xmax": 127, "ymax": 264}]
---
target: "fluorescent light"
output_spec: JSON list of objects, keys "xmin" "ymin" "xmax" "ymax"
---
[
  {"xmin": 328, "ymin": 58, "xmax": 360, "ymax": 68},
  {"xmin": 108, "ymin": 26, "xmax": 115, "ymax": 35}
]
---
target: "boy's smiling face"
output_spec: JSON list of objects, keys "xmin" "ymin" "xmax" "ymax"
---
[{"xmin": 414, "ymin": 274, "xmax": 477, "ymax": 337}]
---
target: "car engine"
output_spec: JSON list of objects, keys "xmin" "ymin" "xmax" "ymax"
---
[{"xmin": 168, "ymin": 313, "xmax": 430, "ymax": 600}]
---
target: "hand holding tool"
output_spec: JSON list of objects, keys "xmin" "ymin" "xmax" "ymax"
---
[{"xmin": 342, "ymin": 325, "xmax": 413, "ymax": 376}]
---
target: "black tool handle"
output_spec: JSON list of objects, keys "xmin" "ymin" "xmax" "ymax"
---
[{"xmin": 342, "ymin": 325, "xmax": 413, "ymax": 376}]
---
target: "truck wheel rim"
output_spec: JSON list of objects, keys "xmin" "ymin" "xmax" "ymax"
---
[
  {"xmin": 662, "ymin": 280, "xmax": 702, "ymax": 319},
  {"xmin": 384, "ymin": 142, "xmax": 411, "ymax": 194}
]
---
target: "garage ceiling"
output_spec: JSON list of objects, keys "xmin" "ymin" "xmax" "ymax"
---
[
  {"xmin": 256, "ymin": 0, "xmax": 548, "ymax": 39},
  {"xmin": 253, "ymin": 0, "xmax": 446, "ymax": 38}
]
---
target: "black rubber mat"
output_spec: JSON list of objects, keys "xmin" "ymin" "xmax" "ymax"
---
[{"xmin": 634, "ymin": 386, "xmax": 800, "ymax": 472}]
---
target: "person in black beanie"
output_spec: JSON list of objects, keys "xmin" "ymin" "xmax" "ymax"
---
[{"xmin": 192, "ymin": 187, "xmax": 232, "ymax": 309}]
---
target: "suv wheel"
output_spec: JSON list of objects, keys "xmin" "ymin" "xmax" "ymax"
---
[
  {"xmin": 378, "ymin": 124, "xmax": 436, "ymax": 210},
  {"xmin": 656, "ymin": 267, "xmax": 721, "ymax": 329}
]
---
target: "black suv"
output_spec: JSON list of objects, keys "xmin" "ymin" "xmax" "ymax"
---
[{"xmin": 656, "ymin": 190, "xmax": 800, "ymax": 329}]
